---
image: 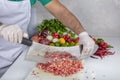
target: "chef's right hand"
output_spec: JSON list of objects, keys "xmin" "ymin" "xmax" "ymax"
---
[{"xmin": 0, "ymin": 24, "xmax": 28, "ymax": 43}]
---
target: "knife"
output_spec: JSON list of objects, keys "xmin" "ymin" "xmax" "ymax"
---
[
  {"xmin": 21, "ymin": 38, "xmax": 82, "ymax": 62},
  {"xmin": 21, "ymin": 38, "xmax": 98, "ymax": 62},
  {"xmin": 21, "ymin": 38, "xmax": 53, "ymax": 63}
]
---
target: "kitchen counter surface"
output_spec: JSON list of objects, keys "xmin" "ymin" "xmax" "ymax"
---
[{"xmin": 1, "ymin": 37, "xmax": 120, "ymax": 80}]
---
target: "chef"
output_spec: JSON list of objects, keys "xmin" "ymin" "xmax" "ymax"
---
[{"xmin": 0, "ymin": 0, "xmax": 95, "ymax": 77}]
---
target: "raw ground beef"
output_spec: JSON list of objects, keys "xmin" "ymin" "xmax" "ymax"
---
[{"xmin": 37, "ymin": 51, "xmax": 83, "ymax": 77}]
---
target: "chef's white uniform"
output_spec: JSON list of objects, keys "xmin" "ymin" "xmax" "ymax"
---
[{"xmin": 0, "ymin": 0, "xmax": 31, "ymax": 77}]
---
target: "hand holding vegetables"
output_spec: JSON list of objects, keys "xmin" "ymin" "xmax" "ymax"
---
[{"xmin": 79, "ymin": 32, "xmax": 95, "ymax": 56}]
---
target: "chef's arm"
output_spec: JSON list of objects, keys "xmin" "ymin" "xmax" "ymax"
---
[{"xmin": 45, "ymin": 0, "xmax": 85, "ymax": 35}]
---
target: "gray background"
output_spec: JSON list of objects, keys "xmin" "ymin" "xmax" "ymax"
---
[{"xmin": 29, "ymin": 0, "xmax": 120, "ymax": 37}]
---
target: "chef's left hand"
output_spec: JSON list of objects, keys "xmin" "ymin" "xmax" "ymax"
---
[{"xmin": 79, "ymin": 31, "xmax": 95, "ymax": 56}]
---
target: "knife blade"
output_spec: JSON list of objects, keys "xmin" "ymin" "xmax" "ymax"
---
[
  {"xmin": 21, "ymin": 38, "xmax": 53, "ymax": 63},
  {"xmin": 21, "ymin": 38, "xmax": 98, "ymax": 62}
]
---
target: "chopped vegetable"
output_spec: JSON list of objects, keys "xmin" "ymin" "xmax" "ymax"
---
[
  {"xmin": 55, "ymin": 42, "xmax": 61, "ymax": 46},
  {"xmin": 59, "ymin": 38, "xmax": 65, "ymax": 44},
  {"xmin": 39, "ymin": 38, "xmax": 50, "ymax": 45},
  {"xmin": 31, "ymin": 18, "xmax": 79, "ymax": 47},
  {"xmin": 52, "ymin": 32, "xmax": 59, "ymax": 38},
  {"xmin": 31, "ymin": 34, "xmax": 40, "ymax": 43},
  {"xmin": 46, "ymin": 35, "xmax": 53, "ymax": 41},
  {"xmin": 52, "ymin": 38, "xmax": 59, "ymax": 43},
  {"xmin": 38, "ymin": 19, "xmax": 67, "ymax": 34},
  {"xmin": 41, "ymin": 29, "xmax": 49, "ymax": 37},
  {"xmin": 50, "ymin": 43, "xmax": 55, "ymax": 46}
]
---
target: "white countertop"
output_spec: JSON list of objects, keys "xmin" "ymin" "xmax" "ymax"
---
[{"xmin": 1, "ymin": 37, "xmax": 120, "ymax": 80}]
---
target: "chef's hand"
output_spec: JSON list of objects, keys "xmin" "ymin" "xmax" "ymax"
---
[
  {"xmin": 0, "ymin": 24, "xmax": 28, "ymax": 43},
  {"xmin": 79, "ymin": 31, "xmax": 95, "ymax": 56}
]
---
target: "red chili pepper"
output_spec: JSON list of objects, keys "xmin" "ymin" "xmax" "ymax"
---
[
  {"xmin": 98, "ymin": 41, "xmax": 108, "ymax": 49},
  {"xmin": 91, "ymin": 38, "xmax": 115, "ymax": 59},
  {"xmin": 92, "ymin": 48, "xmax": 115, "ymax": 59}
]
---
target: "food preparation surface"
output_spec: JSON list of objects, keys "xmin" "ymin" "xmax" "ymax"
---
[
  {"xmin": 1, "ymin": 37, "xmax": 120, "ymax": 80},
  {"xmin": 25, "ymin": 67, "xmax": 85, "ymax": 80}
]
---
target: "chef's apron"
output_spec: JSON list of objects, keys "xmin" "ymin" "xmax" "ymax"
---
[{"xmin": 0, "ymin": 0, "xmax": 31, "ymax": 76}]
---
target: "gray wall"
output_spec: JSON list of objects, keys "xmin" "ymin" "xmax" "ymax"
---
[{"xmin": 31, "ymin": 0, "xmax": 120, "ymax": 37}]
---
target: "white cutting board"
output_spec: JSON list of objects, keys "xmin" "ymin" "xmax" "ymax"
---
[{"xmin": 25, "ymin": 66, "xmax": 86, "ymax": 80}]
